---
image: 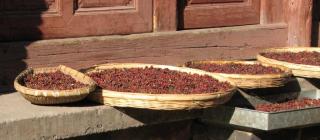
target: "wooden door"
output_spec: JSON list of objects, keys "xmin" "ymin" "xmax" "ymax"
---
[
  {"xmin": 0, "ymin": 0, "xmax": 152, "ymax": 41},
  {"xmin": 179, "ymin": 0, "xmax": 260, "ymax": 29}
]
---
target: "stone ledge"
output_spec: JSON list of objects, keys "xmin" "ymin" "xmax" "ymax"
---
[{"xmin": 0, "ymin": 93, "xmax": 201, "ymax": 140}]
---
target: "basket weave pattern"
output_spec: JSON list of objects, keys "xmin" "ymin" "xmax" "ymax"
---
[
  {"xmin": 86, "ymin": 63, "xmax": 236, "ymax": 110},
  {"xmin": 183, "ymin": 60, "xmax": 292, "ymax": 89},
  {"xmin": 14, "ymin": 65, "xmax": 96, "ymax": 104},
  {"xmin": 257, "ymin": 47, "xmax": 320, "ymax": 78}
]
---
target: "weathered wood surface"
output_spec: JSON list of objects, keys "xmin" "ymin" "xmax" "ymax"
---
[
  {"xmin": 188, "ymin": 0, "xmax": 244, "ymax": 4},
  {"xmin": 153, "ymin": 0, "xmax": 177, "ymax": 31},
  {"xmin": 260, "ymin": 0, "xmax": 287, "ymax": 24},
  {"xmin": 0, "ymin": 24, "xmax": 287, "ymax": 92},
  {"xmin": 0, "ymin": 0, "xmax": 153, "ymax": 41},
  {"xmin": 286, "ymin": 0, "xmax": 313, "ymax": 46},
  {"xmin": 312, "ymin": 0, "xmax": 320, "ymax": 47},
  {"xmin": 78, "ymin": 0, "xmax": 134, "ymax": 8},
  {"xmin": 181, "ymin": 0, "xmax": 260, "ymax": 29}
]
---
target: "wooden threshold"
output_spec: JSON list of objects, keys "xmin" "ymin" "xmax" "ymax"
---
[{"xmin": 0, "ymin": 23, "xmax": 287, "ymax": 92}]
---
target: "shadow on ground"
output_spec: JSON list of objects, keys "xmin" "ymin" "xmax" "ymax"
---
[{"xmin": 0, "ymin": 0, "xmax": 48, "ymax": 93}]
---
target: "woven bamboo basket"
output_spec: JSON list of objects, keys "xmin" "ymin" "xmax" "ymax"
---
[
  {"xmin": 257, "ymin": 47, "xmax": 320, "ymax": 78},
  {"xmin": 85, "ymin": 63, "xmax": 236, "ymax": 110},
  {"xmin": 14, "ymin": 65, "xmax": 96, "ymax": 105},
  {"xmin": 183, "ymin": 60, "xmax": 292, "ymax": 89}
]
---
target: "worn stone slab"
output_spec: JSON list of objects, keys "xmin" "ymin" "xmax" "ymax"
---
[
  {"xmin": 192, "ymin": 122, "xmax": 261, "ymax": 140},
  {"xmin": 0, "ymin": 93, "xmax": 201, "ymax": 140}
]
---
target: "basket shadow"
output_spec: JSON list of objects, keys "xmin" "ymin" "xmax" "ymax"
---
[
  {"xmin": 305, "ymin": 78, "xmax": 320, "ymax": 89},
  {"xmin": 30, "ymin": 98, "xmax": 102, "ymax": 107},
  {"xmin": 67, "ymin": 120, "xmax": 193, "ymax": 140},
  {"xmin": 220, "ymin": 78, "xmax": 301, "ymax": 111},
  {"xmin": 55, "ymin": 99, "xmax": 102, "ymax": 107},
  {"xmin": 114, "ymin": 107, "xmax": 203, "ymax": 124}
]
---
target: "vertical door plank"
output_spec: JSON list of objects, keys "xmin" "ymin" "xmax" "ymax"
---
[
  {"xmin": 153, "ymin": 0, "xmax": 177, "ymax": 31},
  {"xmin": 286, "ymin": 0, "xmax": 313, "ymax": 46},
  {"xmin": 260, "ymin": 0, "xmax": 287, "ymax": 24}
]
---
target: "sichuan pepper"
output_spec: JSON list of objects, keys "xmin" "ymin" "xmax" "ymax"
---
[
  {"xmin": 186, "ymin": 63, "xmax": 283, "ymax": 74},
  {"xmin": 89, "ymin": 67, "xmax": 232, "ymax": 94},
  {"xmin": 255, "ymin": 98, "xmax": 320, "ymax": 112},
  {"xmin": 261, "ymin": 51, "xmax": 320, "ymax": 66},
  {"xmin": 24, "ymin": 71, "xmax": 87, "ymax": 90}
]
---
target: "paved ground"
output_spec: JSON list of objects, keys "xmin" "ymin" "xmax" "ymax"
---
[{"xmin": 0, "ymin": 93, "xmax": 201, "ymax": 140}]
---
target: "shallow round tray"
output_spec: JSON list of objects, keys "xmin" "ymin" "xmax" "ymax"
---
[
  {"xmin": 257, "ymin": 47, "xmax": 320, "ymax": 78},
  {"xmin": 85, "ymin": 63, "xmax": 236, "ymax": 110},
  {"xmin": 183, "ymin": 60, "xmax": 292, "ymax": 89},
  {"xmin": 14, "ymin": 65, "xmax": 96, "ymax": 105}
]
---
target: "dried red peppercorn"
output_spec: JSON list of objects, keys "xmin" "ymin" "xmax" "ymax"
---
[
  {"xmin": 261, "ymin": 51, "xmax": 320, "ymax": 66},
  {"xmin": 89, "ymin": 67, "xmax": 232, "ymax": 94},
  {"xmin": 186, "ymin": 63, "xmax": 283, "ymax": 74},
  {"xmin": 255, "ymin": 98, "xmax": 320, "ymax": 112},
  {"xmin": 23, "ymin": 71, "xmax": 87, "ymax": 90}
]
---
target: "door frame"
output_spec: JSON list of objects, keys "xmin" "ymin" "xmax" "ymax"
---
[{"xmin": 153, "ymin": 0, "xmax": 314, "ymax": 46}]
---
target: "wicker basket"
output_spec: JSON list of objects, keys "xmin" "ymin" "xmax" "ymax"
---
[
  {"xmin": 183, "ymin": 60, "xmax": 292, "ymax": 89},
  {"xmin": 257, "ymin": 47, "xmax": 320, "ymax": 78},
  {"xmin": 85, "ymin": 63, "xmax": 236, "ymax": 110},
  {"xmin": 14, "ymin": 65, "xmax": 96, "ymax": 105}
]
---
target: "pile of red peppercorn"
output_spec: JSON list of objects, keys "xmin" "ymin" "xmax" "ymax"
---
[
  {"xmin": 89, "ymin": 67, "xmax": 232, "ymax": 94},
  {"xmin": 186, "ymin": 63, "xmax": 284, "ymax": 74},
  {"xmin": 23, "ymin": 71, "xmax": 87, "ymax": 90},
  {"xmin": 255, "ymin": 98, "xmax": 320, "ymax": 112},
  {"xmin": 261, "ymin": 51, "xmax": 320, "ymax": 66}
]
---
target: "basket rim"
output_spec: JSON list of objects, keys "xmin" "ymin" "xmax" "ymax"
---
[
  {"xmin": 98, "ymin": 88, "xmax": 233, "ymax": 101},
  {"xmin": 257, "ymin": 47, "xmax": 320, "ymax": 72},
  {"xmin": 183, "ymin": 60, "xmax": 292, "ymax": 79},
  {"xmin": 14, "ymin": 65, "xmax": 96, "ymax": 97},
  {"xmin": 86, "ymin": 63, "xmax": 237, "ymax": 96}
]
